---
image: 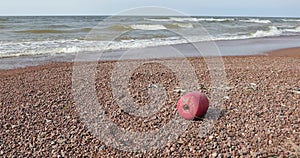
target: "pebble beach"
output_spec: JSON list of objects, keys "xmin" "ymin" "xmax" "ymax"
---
[{"xmin": 0, "ymin": 47, "xmax": 299, "ymax": 157}]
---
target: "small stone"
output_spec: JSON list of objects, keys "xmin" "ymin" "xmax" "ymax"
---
[
  {"xmin": 250, "ymin": 151, "xmax": 257, "ymax": 157},
  {"xmin": 268, "ymin": 140, "xmax": 272, "ymax": 145},
  {"xmin": 224, "ymin": 86, "xmax": 234, "ymax": 91},
  {"xmin": 99, "ymin": 145, "xmax": 106, "ymax": 151},
  {"xmin": 173, "ymin": 87, "xmax": 186, "ymax": 94},
  {"xmin": 45, "ymin": 119, "xmax": 52, "ymax": 123},
  {"xmin": 211, "ymin": 152, "xmax": 218, "ymax": 157},
  {"xmin": 34, "ymin": 102, "xmax": 40, "ymax": 107},
  {"xmin": 57, "ymin": 139, "xmax": 66, "ymax": 144},
  {"xmin": 148, "ymin": 84, "xmax": 158, "ymax": 88},
  {"xmin": 223, "ymin": 96, "xmax": 230, "ymax": 100},
  {"xmin": 170, "ymin": 147, "xmax": 175, "ymax": 152},
  {"xmin": 291, "ymin": 89, "xmax": 300, "ymax": 94}
]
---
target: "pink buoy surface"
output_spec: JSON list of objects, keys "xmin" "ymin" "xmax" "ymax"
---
[{"xmin": 176, "ymin": 92, "xmax": 209, "ymax": 120}]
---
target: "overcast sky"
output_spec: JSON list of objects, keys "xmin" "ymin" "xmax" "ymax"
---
[{"xmin": 0, "ymin": 0, "xmax": 299, "ymax": 17}]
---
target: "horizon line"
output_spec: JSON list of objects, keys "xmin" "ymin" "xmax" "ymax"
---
[{"xmin": 0, "ymin": 14, "xmax": 299, "ymax": 18}]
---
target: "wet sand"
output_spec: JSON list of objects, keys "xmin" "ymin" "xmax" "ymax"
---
[
  {"xmin": 0, "ymin": 48, "xmax": 299, "ymax": 157},
  {"xmin": 266, "ymin": 47, "xmax": 300, "ymax": 57}
]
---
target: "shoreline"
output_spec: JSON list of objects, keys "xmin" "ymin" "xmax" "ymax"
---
[{"xmin": 0, "ymin": 46, "xmax": 299, "ymax": 73}]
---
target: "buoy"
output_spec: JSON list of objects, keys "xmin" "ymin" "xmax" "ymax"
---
[{"xmin": 176, "ymin": 92, "xmax": 209, "ymax": 120}]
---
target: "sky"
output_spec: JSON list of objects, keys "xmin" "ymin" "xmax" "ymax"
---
[{"xmin": 0, "ymin": 0, "xmax": 300, "ymax": 17}]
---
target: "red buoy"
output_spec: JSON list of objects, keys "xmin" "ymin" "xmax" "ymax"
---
[{"xmin": 176, "ymin": 92, "xmax": 209, "ymax": 120}]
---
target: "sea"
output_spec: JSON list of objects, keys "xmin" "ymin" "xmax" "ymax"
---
[{"xmin": 1, "ymin": 16, "xmax": 300, "ymax": 69}]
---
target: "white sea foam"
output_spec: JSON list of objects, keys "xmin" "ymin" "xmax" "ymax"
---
[
  {"xmin": 240, "ymin": 19, "xmax": 272, "ymax": 24},
  {"xmin": 171, "ymin": 23, "xmax": 194, "ymax": 28},
  {"xmin": 2, "ymin": 25, "xmax": 300, "ymax": 58},
  {"xmin": 208, "ymin": 26, "xmax": 297, "ymax": 41},
  {"xmin": 146, "ymin": 17, "xmax": 235, "ymax": 22},
  {"xmin": 130, "ymin": 24, "xmax": 167, "ymax": 30},
  {"xmin": 282, "ymin": 19, "xmax": 300, "ymax": 22},
  {"xmin": 146, "ymin": 18, "xmax": 171, "ymax": 22},
  {"xmin": 169, "ymin": 17, "xmax": 199, "ymax": 22},
  {"xmin": 251, "ymin": 26, "xmax": 282, "ymax": 37},
  {"xmin": 284, "ymin": 26, "xmax": 300, "ymax": 32},
  {"xmin": 0, "ymin": 38, "xmax": 186, "ymax": 58},
  {"xmin": 197, "ymin": 18, "xmax": 235, "ymax": 22}
]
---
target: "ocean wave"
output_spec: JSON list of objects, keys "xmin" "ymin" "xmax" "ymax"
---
[
  {"xmin": 80, "ymin": 28, "xmax": 93, "ymax": 32},
  {"xmin": 3, "ymin": 25, "xmax": 300, "ymax": 58},
  {"xmin": 146, "ymin": 18, "xmax": 171, "ymax": 22},
  {"xmin": 277, "ymin": 25, "xmax": 295, "ymax": 29},
  {"xmin": 169, "ymin": 17, "xmax": 199, "ymax": 22},
  {"xmin": 145, "ymin": 17, "xmax": 199, "ymax": 22},
  {"xmin": 0, "ymin": 38, "xmax": 186, "ymax": 58},
  {"xmin": 282, "ymin": 19, "xmax": 300, "ymax": 22},
  {"xmin": 197, "ymin": 18, "xmax": 235, "ymax": 22},
  {"xmin": 130, "ymin": 24, "xmax": 167, "ymax": 30},
  {"xmin": 283, "ymin": 26, "xmax": 300, "ymax": 32},
  {"xmin": 146, "ymin": 17, "xmax": 235, "ymax": 22},
  {"xmin": 14, "ymin": 29, "xmax": 68, "ymax": 34},
  {"xmin": 251, "ymin": 26, "xmax": 282, "ymax": 37},
  {"xmin": 14, "ymin": 28, "xmax": 92, "ymax": 34},
  {"xmin": 107, "ymin": 23, "xmax": 192, "ymax": 31},
  {"xmin": 240, "ymin": 19, "xmax": 272, "ymax": 24},
  {"xmin": 0, "ymin": 39, "xmax": 92, "ymax": 57},
  {"xmin": 250, "ymin": 26, "xmax": 300, "ymax": 37},
  {"xmin": 165, "ymin": 23, "xmax": 194, "ymax": 29},
  {"xmin": 0, "ymin": 28, "xmax": 287, "ymax": 58},
  {"xmin": 48, "ymin": 24, "xmax": 72, "ymax": 28},
  {"xmin": 107, "ymin": 25, "xmax": 131, "ymax": 31},
  {"xmin": 0, "ymin": 18, "xmax": 8, "ymax": 22},
  {"xmin": 216, "ymin": 26, "xmax": 300, "ymax": 40},
  {"xmin": 1, "ymin": 27, "xmax": 285, "ymax": 58}
]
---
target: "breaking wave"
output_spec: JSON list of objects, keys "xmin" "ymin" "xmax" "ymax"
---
[
  {"xmin": 282, "ymin": 19, "xmax": 300, "ymax": 22},
  {"xmin": 197, "ymin": 18, "xmax": 235, "ymax": 22},
  {"xmin": 251, "ymin": 26, "xmax": 282, "ymax": 37},
  {"xmin": 165, "ymin": 23, "xmax": 194, "ymax": 29},
  {"xmin": 240, "ymin": 19, "xmax": 272, "ymax": 24},
  {"xmin": 284, "ymin": 26, "xmax": 300, "ymax": 32},
  {"xmin": 130, "ymin": 24, "xmax": 167, "ymax": 30},
  {"xmin": 146, "ymin": 17, "xmax": 235, "ymax": 22}
]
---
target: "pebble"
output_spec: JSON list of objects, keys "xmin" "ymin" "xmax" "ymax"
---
[
  {"xmin": 45, "ymin": 119, "xmax": 52, "ymax": 123},
  {"xmin": 99, "ymin": 145, "xmax": 106, "ymax": 151},
  {"xmin": 223, "ymin": 96, "xmax": 230, "ymax": 100},
  {"xmin": 211, "ymin": 152, "xmax": 218, "ymax": 157},
  {"xmin": 57, "ymin": 139, "xmax": 66, "ymax": 144}
]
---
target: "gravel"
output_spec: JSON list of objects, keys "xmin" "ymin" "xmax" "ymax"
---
[{"xmin": 0, "ymin": 55, "xmax": 299, "ymax": 157}]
